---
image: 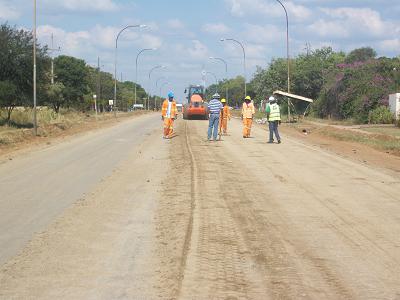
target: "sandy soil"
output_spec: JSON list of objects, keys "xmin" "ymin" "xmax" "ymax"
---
[
  {"xmin": 1, "ymin": 117, "xmax": 400, "ymax": 299},
  {"xmin": 279, "ymin": 122, "xmax": 400, "ymax": 175}
]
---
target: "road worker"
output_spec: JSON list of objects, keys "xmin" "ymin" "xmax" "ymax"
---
[
  {"xmin": 241, "ymin": 96, "xmax": 255, "ymax": 138},
  {"xmin": 207, "ymin": 93, "xmax": 223, "ymax": 141},
  {"xmin": 266, "ymin": 96, "xmax": 281, "ymax": 144},
  {"xmin": 219, "ymin": 98, "xmax": 231, "ymax": 135},
  {"xmin": 161, "ymin": 91, "xmax": 178, "ymax": 139}
]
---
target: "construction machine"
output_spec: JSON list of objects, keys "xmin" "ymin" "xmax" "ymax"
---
[{"xmin": 183, "ymin": 85, "xmax": 209, "ymax": 120}]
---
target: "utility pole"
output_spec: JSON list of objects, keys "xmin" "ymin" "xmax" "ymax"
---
[
  {"xmin": 33, "ymin": 0, "xmax": 37, "ymax": 136},
  {"xmin": 275, "ymin": 0, "xmax": 291, "ymax": 122},
  {"xmin": 48, "ymin": 33, "xmax": 61, "ymax": 85},
  {"xmin": 97, "ymin": 57, "xmax": 101, "ymax": 113}
]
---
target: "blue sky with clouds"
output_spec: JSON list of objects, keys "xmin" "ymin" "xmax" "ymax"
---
[{"xmin": 1, "ymin": 0, "xmax": 400, "ymax": 102}]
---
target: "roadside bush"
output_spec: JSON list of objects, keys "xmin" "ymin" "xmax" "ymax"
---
[{"xmin": 368, "ymin": 106, "xmax": 393, "ymax": 124}]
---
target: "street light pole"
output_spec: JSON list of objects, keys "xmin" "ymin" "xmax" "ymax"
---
[
  {"xmin": 135, "ymin": 48, "xmax": 156, "ymax": 106},
  {"xmin": 221, "ymin": 38, "xmax": 246, "ymax": 98},
  {"xmin": 33, "ymin": 0, "xmax": 37, "ymax": 136},
  {"xmin": 206, "ymin": 71, "xmax": 218, "ymax": 93},
  {"xmin": 274, "ymin": 0, "xmax": 291, "ymax": 122},
  {"xmin": 148, "ymin": 65, "xmax": 165, "ymax": 110},
  {"xmin": 114, "ymin": 24, "xmax": 146, "ymax": 115},
  {"xmin": 209, "ymin": 56, "xmax": 228, "ymax": 101}
]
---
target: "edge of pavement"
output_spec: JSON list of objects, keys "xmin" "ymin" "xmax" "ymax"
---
[
  {"xmin": 0, "ymin": 112, "xmax": 155, "ymax": 165},
  {"xmin": 0, "ymin": 119, "xmax": 169, "ymax": 299}
]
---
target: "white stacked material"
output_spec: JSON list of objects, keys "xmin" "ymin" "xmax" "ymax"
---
[{"xmin": 389, "ymin": 93, "xmax": 400, "ymax": 120}]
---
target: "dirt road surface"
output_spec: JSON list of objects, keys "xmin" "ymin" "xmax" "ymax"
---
[{"xmin": 1, "ymin": 114, "xmax": 400, "ymax": 299}]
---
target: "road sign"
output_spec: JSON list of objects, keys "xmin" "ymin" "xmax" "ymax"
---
[{"xmin": 109, "ymin": 100, "xmax": 114, "ymax": 106}]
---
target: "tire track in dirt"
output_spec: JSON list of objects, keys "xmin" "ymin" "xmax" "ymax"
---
[
  {"xmin": 153, "ymin": 120, "xmax": 196, "ymax": 299},
  {"xmin": 178, "ymin": 121, "xmax": 269, "ymax": 299},
  {"xmin": 174, "ymin": 121, "xmax": 197, "ymax": 298},
  {"xmin": 217, "ymin": 119, "xmax": 400, "ymax": 299},
  {"xmin": 155, "ymin": 118, "xmax": 400, "ymax": 299}
]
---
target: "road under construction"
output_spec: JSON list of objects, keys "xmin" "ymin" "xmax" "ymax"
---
[{"xmin": 0, "ymin": 114, "xmax": 399, "ymax": 299}]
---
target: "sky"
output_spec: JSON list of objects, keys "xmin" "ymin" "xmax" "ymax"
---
[{"xmin": 1, "ymin": 0, "xmax": 400, "ymax": 102}]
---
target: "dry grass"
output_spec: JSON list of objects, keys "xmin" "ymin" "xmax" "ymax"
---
[
  {"xmin": 360, "ymin": 127, "xmax": 400, "ymax": 138},
  {"xmin": 314, "ymin": 126, "xmax": 400, "ymax": 155}
]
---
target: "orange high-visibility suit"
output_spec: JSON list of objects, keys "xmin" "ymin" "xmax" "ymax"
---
[
  {"xmin": 242, "ymin": 101, "xmax": 255, "ymax": 138},
  {"xmin": 219, "ymin": 105, "xmax": 231, "ymax": 134},
  {"xmin": 162, "ymin": 99, "xmax": 177, "ymax": 138}
]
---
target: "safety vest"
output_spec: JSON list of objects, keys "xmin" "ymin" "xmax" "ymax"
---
[
  {"xmin": 221, "ymin": 106, "xmax": 230, "ymax": 119},
  {"xmin": 268, "ymin": 103, "xmax": 281, "ymax": 121},
  {"xmin": 162, "ymin": 100, "xmax": 177, "ymax": 118},
  {"xmin": 242, "ymin": 102, "xmax": 255, "ymax": 119}
]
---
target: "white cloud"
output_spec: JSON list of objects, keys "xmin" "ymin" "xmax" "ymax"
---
[
  {"xmin": 202, "ymin": 23, "xmax": 231, "ymax": 35},
  {"xmin": 37, "ymin": 24, "xmax": 159, "ymax": 61},
  {"xmin": 321, "ymin": 7, "xmax": 386, "ymax": 36},
  {"xmin": 42, "ymin": 0, "xmax": 119, "ymax": 12},
  {"xmin": 140, "ymin": 34, "xmax": 163, "ymax": 49},
  {"xmin": 0, "ymin": 1, "xmax": 20, "ymax": 20},
  {"xmin": 225, "ymin": 0, "xmax": 312, "ymax": 21},
  {"xmin": 307, "ymin": 19, "xmax": 349, "ymax": 38},
  {"xmin": 243, "ymin": 24, "xmax": 284, "ymax": 44},
  {"xmin": 246, "ymin": 44, "xmax": 267, "ymax": 59},
  {"xmin": 187, "ymin": 40, "xmax": 209, "ymax": 60},
  {"xmin": 175, "ymin": 40, "xmax": 210, "ymax": 60},
  {"xmin": 378, "ymin": 39, "xmax": 400, "ymax": 53},
  {"xmin": 37, "ymin": 25, "xmax": 91, "ymax": 57},
  {"xmin": 305, "ymin": 6, "xmax": 400, "ymax": 50},
  {"xmin": 285, "ymin": 2, "xmax": 313, "ymax": 21},
  {"xmin": 167, "ymin": 19, "xmax": 185, "ymax": 30}
]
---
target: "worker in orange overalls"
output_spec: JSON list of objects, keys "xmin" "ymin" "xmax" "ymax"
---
[
  {"xmin": 161, "ymin": 91, "xmax": 178, "ymax": 139},
  {"xmin": 241, "ymin": 96, "xmax": 255, "ymax": 138},
  {"xmin": 219, "ymin": 98, "xmax": 231, "ymax": 135}
]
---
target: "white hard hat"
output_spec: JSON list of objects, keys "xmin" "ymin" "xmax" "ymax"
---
[
  {"xmin": 269, "ymin": 96, "xmax": 275, "ymax": 102},
  {"xmin": 212, "ymin": 93, "xmax": 221, "ymax": 99}
]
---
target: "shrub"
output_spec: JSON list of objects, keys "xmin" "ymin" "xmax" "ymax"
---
[{"xmin": 368, "ymin": 106, "xmax": 393, "ymax": 124}]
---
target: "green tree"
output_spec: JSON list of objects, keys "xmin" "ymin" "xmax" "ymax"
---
[
  {"xmin": 345, "ymin": 47, "xmax": 377, "ymax": 64},
  {"xmin": 45, "ymin": 82, "xmax": 65, "ymax": 113},
  {"xmin": 53, "ymin": 55, "xmax": 89, "ymax": 111},
  {"xmin": 0, "ymin": 23, "xmax": 49, "ymax": 121},
  {"xmin": 0, "ymin": 80, "xmax": 17, "ymax": 122},
  {"xmin": 205, "ymin": 76, "xmax": 249, "ymax": 108},
  {"xmin": 317, "ymin": 57, "xmax": 400, "ymax": 122}
]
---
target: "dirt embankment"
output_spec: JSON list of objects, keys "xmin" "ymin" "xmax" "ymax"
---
[{"xmin": 277, "ymin": 122, "xmax": 400, "ymax": 175}]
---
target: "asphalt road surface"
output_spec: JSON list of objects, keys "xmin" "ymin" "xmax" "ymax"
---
[
  {"xmin": 1, "ymin": 114, "xmax": 399, "ymax": 299},
  {"xmin": 0, "ymin": 114, "xmax": 160, "ymax": 265}
]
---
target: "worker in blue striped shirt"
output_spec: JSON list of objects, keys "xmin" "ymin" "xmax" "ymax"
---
[{"xmin": 207, "ymin": 93, "xmax": 223, "ymax": 141}]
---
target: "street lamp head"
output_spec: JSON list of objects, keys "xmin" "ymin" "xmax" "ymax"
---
[
  {"xmin": 139, "ymin": 24, "xmax": 147, "ymax": 28},
  {"xmin": 220, "ymin": 38, "xmax": 225, "ymax": 42},
  {"xmin": 209, "ymin": 56, "xmax": 214, "ymax": 59}
]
